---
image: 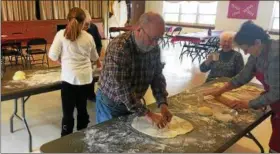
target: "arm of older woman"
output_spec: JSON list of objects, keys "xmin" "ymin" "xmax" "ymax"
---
[{"xmin": 200, "ymin": 54, "xmax": 213, "ymax": 72}]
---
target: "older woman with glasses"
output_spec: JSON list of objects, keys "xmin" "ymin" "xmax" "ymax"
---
[{"xmin": 200, "ymin": 31, "xmax": 244, "ymax": 82}]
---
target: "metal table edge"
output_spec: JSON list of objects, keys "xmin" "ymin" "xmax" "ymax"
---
[{"xmin": 215, "ymin": 110, "xmax": 272, "ymax": 153}]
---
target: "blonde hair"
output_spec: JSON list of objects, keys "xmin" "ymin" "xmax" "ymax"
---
[{"xmin": 64, "ymin": 7, "xmax": 86, "ymax": 41}]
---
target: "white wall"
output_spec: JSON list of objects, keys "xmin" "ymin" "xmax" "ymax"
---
[
  {"xmin": 145, "ymin": 1, "xmax": 163, "ymax": 14},
  {"xmin": 108, "ymin": 1, "xmax": 127, "ymax": 28},
  {"xmin": 102, "ymin": 0, "xmax": 128, "ymax": 38},
  {"xmin": 145, "ymin": 1, "xmax": 279, "ymax": 39},
  {"xmin": 215, "ymin": 1, "xmax": 274, "ymax": 31}
]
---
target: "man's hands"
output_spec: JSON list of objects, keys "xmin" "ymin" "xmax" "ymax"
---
[
  {"xmin": 145, "ymin": 112, "xmax": 167, "ymax": 129},
  {"xmin": 145, "ymin": 104, "xmax": 173, "ymax": 129},
  {"xmin": 160, "ymin": 104, "xmax": 173, "ymax": 122}
]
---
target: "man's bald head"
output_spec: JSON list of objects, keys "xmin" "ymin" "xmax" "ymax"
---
[
  {"xmin": 133, "ymin": 12, "xmax": 166, "ymax": 52},
  {"xmin": 138, "ymin": 12, "xmax": 165, "ymax": 27},
  {"xmin": 137, "ymin": 12, "xmax": 165, "ymax": 36}
]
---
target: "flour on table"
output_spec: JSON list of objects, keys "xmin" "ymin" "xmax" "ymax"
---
[
  {"xmin": 131, "ymin": 115, "xmax": 193, "ymax": 138},
  {"xmin": 203, "ymin": 95, "xmax": 214, "ymax": 101},
  {"xmin": 83, "ymin": 126, "xmax": 168, "ymax": 153},
  {"xmin": 9, "ymin": 69, "xmax": 60, "ymax": 87}
]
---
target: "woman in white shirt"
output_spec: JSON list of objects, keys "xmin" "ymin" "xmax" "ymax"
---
[{"xmin": 49, "ymin": 7, "xmax": 100, "ymax": 137}]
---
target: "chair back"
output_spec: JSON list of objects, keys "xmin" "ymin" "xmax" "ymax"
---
[
  {"xmin": 109, "ymin": 27, "xmax": 132, "ymax": 40},
  {"xmin": 165, "ymin": 26, "xmax": 172, "ymax": 32},
  {"xmin": 109, "ymin": 27, "xmax": 121, "ymax": 39},
  {"xmin": 207, "ymin": 37, "xmax": 220, "ymax": 47},
  {"xmin": 26, "ymin": 38, "xmax": 47, "ymax": 53},
  {"xmin": 171, "ymin": 27, "xmax": 182, "ymax": 36},
  {"xmin": 27, "ymin": 38, "xmax": 47, "ymax": 46},
  {"xmin": 1, "ymin": 41, "xmax": 21, "ymax": 50},
  {"xmin": 1, "ymin": 41, "xmax": 22, "ymax": 57}
]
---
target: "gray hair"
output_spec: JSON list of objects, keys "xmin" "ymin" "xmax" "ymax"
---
[
  {"xmin": 137, "ymin": 12, "xmax": 165, "ymax": 27},
  {"xmin": 220, "ymin": 31, "xmax": 235, "ymax": 42}
]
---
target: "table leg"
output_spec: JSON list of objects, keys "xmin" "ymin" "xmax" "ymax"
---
[
  {"xmin": 21, "ymin": 97, "xmax": 32, "ymax": 152},
  {"xmin": 9, "ymin": 96, "xmax": 32, "ymax": 152},
  {"xmin": 10, "ymin": 98, "xmax": 18, "ymax": 133},
  {"xmin": 245, "ymin": 132, "xmax": 264, "ymax": 153}
]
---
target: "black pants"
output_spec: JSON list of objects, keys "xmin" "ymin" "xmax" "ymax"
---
[
  {"xmin": 61, "ymin": 81, "xmax": 91, "ymax": 137},
  {"xmin": 87, "ymin": 80, "xmax": 96, "ymax": 101}
]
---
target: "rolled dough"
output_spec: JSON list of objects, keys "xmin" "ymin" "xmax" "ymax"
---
[
  {"xmin": 131, "ymin": 115, "xmax": 193, "ymax": 138},
  {"xmin": 198, "ymin": 106, "xmax": 213, "ymax": 116},
  {"xmin": 13, "ymin": 71, "xmax": 26, "ymax": 80}
]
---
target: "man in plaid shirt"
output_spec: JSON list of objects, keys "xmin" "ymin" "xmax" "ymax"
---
[{"xmin": 95, "ymin": 12, "xmax": 172, "ymax": 128}]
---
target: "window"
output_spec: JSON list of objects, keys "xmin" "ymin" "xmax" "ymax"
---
[
  {"xmin": 271, "ymin": 1, "xmax": 279, "ymax": 31},
  {"xmin": 163, "ymin": 1, "xmax": 218, "ymax": 25}
]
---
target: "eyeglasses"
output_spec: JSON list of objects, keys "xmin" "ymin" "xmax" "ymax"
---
[{"xmin": 141, "ymin": 27, "xmax": 163, "ymax": 44}]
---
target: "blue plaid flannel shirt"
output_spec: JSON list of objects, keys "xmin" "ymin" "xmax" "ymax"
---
[{"xmin": 98, "ymin": 32, "xmax": 168, "ymax": 116}]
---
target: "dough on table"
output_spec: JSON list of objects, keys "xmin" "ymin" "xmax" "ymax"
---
[
  {"xmin": 242, "ymin": 85, "xmax": 263, "ymax": 92},
  {"xmin": 198, "ymin": 106, "xmax": 213, "ymax": 116},
  {"xmin": 214, "ymin": 113, "xmax": 234, "ymax": 123},
  {"xmin": 13, "ymin": 71, "xmax": 26, "ymax": 80},
  {"xmin": 131, "ymin": 115, "xmax": 193, "ymax": 138},
  {"xmin": 212, "ymin": 82, "xmax": 226, "ymax": 88},
  {"xmin": 203, "ymin": 95, "xmax": 215, "ymax": 101},
  {"xmin": 232, "ymin": 85, "xmax": 263, "ymax": 93}
]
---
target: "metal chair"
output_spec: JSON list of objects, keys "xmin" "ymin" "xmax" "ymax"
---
[
  {"xmin": 179, "ymin": 37, "xmax": 220, "ymax": 64},
  {"xmin": 165, "ymin": 26, "xmax": 183, "ymax": 48},
  {"xmin": 109, "ymin": 27, "xmax": 121, "ymax": 41},
  {"xmin": 26, "ymin": 38, "xmax": 49, "ymax": 69},
  {"xmin": 1, "ymin": 41, "xmax": 25, "ymax": 69},
  {"xmin": 108, "ymin": 27, "xmax": 132, "ymax": 41},
  {"xmin": 161, "ymin": 26, "xmax": 173, "ymax": 48},
  {"xmin": 11, "ymin": 32, "xmax": 30, "ymax": 49}
]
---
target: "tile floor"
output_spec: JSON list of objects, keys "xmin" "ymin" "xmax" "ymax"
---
[{"xmin": 1, "ymin": 42, "xmax": 271, "ymax": 153}]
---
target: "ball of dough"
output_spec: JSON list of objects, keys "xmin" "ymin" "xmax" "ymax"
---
[
  {"xmin": 214, "ymin": 113, "xmax": 233, "ymax": 123},
  {"xmin": 15, "ymin": 71, "xmax": 26, "ymax": 76},
  {"xmin": 198, "ymin": 106, "xmax": 213, "ymax": 116},
  {"xmin": 13, "ymin": 71, "xmax": 26, "ymax": 80}
]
